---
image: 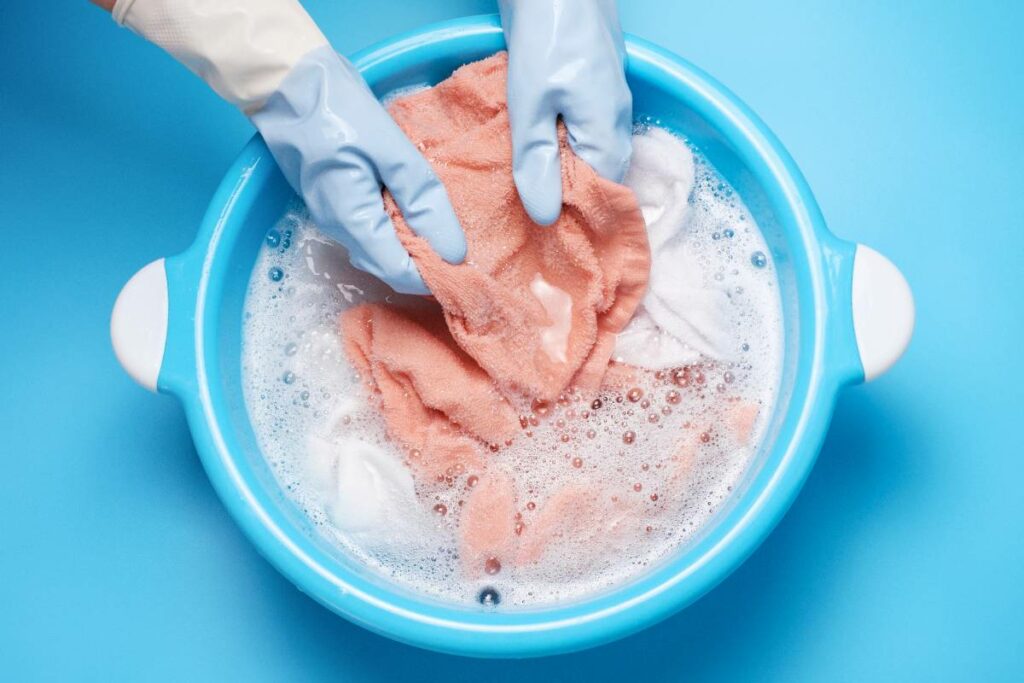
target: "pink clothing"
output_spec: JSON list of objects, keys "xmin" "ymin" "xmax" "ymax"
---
[
  {"xmin": 460, "ymin": 471, "xmax": 518, "ymax": 576},
  {"xmin": 341, "ymin": 304, "xmax": 519, "ymax": 478},
  {"xmin": 339, "ymin": 56, "xmax": 773, "ymax": 574},
  {"xmin": 340, "ymin": 54, "xmax": 649, "ymax": 573},
  {"xmin": 382, "ymin": 53, "xmax": 650, "ymax": 400},
  {"xmin": 341, "ymin": 53, "xmax": 648, "ymax": 478}
]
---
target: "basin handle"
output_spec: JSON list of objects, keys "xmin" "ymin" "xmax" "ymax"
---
[
  {"xmin": 110, "ymin": 258, "xmax": 168, "ymax": 392},
  {"xmin": 849, "ymin": 245, "xmax": 914, "ymax": 381},
  {"xmin": 108, "ymin": 247, "xmax": 914, "ymax": 389}
]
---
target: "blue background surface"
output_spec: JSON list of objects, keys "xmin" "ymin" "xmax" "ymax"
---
[{"xmin": 2, "ymin": 1, "xmax": 1022, "ymax": 679}]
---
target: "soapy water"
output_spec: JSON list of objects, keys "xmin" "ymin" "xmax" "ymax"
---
[{"xmin": 241, "ymin": 127, "xmax": 782, "ymax": 608}]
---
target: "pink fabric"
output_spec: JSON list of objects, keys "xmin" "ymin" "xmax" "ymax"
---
[
  {"xmin": 341, "ymin": 304, "xmax": 518, "ymax": 478},
  {"xmin": 459, "ymin": 471, "xmax": 517, "ymax": 577},
  {"xmin": 341, "ymin": 53, "xmax": 649, "ymax": 478},
  {"xmin": 338, "ymin": 56, "xmax": 775, "ymax": 573},
  {"xmin": 382, "ymin": 53, "xmax": 650, "ymax": 400}
]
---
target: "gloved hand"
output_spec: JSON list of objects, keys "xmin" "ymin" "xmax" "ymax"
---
[
  {"xmin": 498, "ymin": 0, "xmax": 633, "ymax": 226},
  {"xmin": 110, "ymin": 0, "xmax": 466, "ymax": 295},
  {"xmin": 250, "ymin": 48, "xmax": 468, "ymax": 294}
]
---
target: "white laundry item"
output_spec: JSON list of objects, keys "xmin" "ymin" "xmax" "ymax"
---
[
  {"xmin": 624, "ymin": 127, "xmax": 695, "ymax": 251},
  {"xmin": 615, "ymin": 128, "xmax": 734, "ymax": 368},
  {"xmin": 306, "ymin": 402, "xmax": 419, "ymax": 545}
]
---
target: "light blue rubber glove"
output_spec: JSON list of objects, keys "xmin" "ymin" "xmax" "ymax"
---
[
  {"xmin": 499, "ymin": 0, "xmax": 633, "ymax": 225},
  {"xmin": 252, "ymin": 47, "xmax": 467, "ymax": 294},
  {"xmin": 110, "ymin": 0, "xmax": 465, "ymax": 296}
]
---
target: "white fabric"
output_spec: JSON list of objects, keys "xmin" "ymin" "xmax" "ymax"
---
[
  {"xmin": 113, "ymin": 0, "xmax": 328, "ymax": 112},
  {"xmin": 615, "ymin": 128, "xmax": 734, "ymax": 368},
  {"xmin": 306, "ymin": 398, "xmax": 420, "ymax": 546},
  {"xmin": 307, "ymin": 433, "xmax": 418, "ymax": 539}
]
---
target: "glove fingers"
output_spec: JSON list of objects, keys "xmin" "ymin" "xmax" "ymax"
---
[
  {"xmin": 562, "ymin": 96, "xmax": 633, "ymax": 183},
  {"xmin": 320, "ymin": 170, "xmax": 430, "ymax": 295},
  {"xmin": 344, "ymin": 204, "xmax": 431, "ymax": 296},
  {"xmin": 376, "ymin": 138, "xmax": 467, "ymax": 265},
  {"xmin": 508, "ymin": 93, "xmax": 563, "ymax": 226},
  {"xmin": 293, "ymin": 155, "xmax": 427, "ymax": 295}
]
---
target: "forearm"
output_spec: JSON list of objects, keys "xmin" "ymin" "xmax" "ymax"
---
[
  {"xmin": 94, "ymin": 0, "xmax": 327, "ymax": 113},
  {"xmin": 99, "ymin": 0, "xmax": 465, "ymax": 293}
]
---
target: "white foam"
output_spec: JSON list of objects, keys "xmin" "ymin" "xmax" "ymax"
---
[
  {"xmin": 615, "ymin": 127, "xmax": 764, "ymax": 367},
  {"xmin": 240, "ymin": 127, "xmax": 783, "ymax": 608}
]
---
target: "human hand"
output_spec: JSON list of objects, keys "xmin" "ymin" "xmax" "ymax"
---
[
  {"xmin": 107, "ymin": 0, "xmax": 466, "ymax": 295},
  {"xmin": 499, "ymin": 0, "xmax": 633, "ymax": 225},
  {"xmin": 251, "ymin": 48, "xmax": 467, "ymax": 295}
]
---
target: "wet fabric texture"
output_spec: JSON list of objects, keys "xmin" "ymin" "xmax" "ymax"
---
[
  {"xmin": 341, "ymin": 53, "xmax": 650, "ymax": 478},
  {"xmin": 338, "ymin": 55, "xmax": 767, "ymax": 575},
  {"xmin": 614, "ymin": 127, "xmax": 735, "ymax": 368}
]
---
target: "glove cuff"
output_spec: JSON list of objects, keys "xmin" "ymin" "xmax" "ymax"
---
[{"xmin": 112, "ymin": 0, "xmax": 328, "ymax": 113}]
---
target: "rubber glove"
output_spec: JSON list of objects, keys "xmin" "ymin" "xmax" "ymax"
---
[
  {"xmin": 498, "ymin": 0, "xmax": 633, "ymax": 226},
  {"xmin": 110, "ymin": 0, "xmax": 466, "ymax": 295}
]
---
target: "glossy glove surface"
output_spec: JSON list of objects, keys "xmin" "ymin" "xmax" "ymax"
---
[
  {"xmin": 499, "ymin": 0, "xmax": 633, "ymax": 225},
  {"xmin": 252, "ymin": 46, "xmax": 467, "ymax": 295}
]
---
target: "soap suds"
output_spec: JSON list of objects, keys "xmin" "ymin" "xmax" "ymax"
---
[{"xmin": 241, "ymin": 127, "xmax": 782, "ymax": 608}]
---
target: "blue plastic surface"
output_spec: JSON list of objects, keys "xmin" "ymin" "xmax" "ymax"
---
[
  {"xmin": 150, "ymin": 16, "xmax": 866, "ymax": 658},
  {"xmin": 2, "ymin": 0, "xmax": 1021, "ymax": 678}
]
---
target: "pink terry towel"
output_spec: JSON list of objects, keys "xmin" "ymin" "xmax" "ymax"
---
[
  {"xmin": 341, "ymin": 53, "xmax": 650, "ymax": 476},
  {"xmin": 341, "ymin": 303, "xmax": 519, "ymax": 478}
]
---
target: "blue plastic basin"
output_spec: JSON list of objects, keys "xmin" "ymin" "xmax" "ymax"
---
[{"xmin": 110, "ymin": 15, "xmax": 913, "ymax": 658}]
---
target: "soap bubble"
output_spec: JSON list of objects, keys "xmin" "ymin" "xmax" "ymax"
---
[
  {"xmin": 240, "ymin": 125, "xmax": 784, "ymax": 609},
  {"xmin": 478, "ymin": 587, "xmax": 501, "ymax": 606}
]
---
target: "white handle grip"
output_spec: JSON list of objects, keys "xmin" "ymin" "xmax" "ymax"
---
[
  {"xmin": 851, "ymin": 245, "xmax": 914, "ymax": 381},
  {"xmin": 111, "ymin": 258, "xmax": 168, "ymax": 392}
]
